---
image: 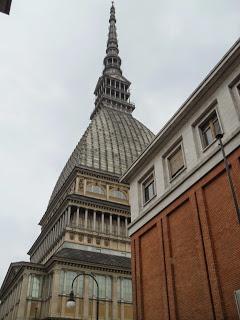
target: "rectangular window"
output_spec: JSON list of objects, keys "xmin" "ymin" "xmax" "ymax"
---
[
  {"xmin": 167, "ymin": 144, "xmax": 185, "ymax": 179},
  {"xmin": 89, "ymin": 275, "xmax": 112, "ymax": 300},
  {"xmin": 199, "ymin": 111, "xmax": 221, "ymax": 149},
  {"xmin": 28, "ymin": 274, "xmax": 43, "ymax": 299},
  {"xmin": 61, "ymin": 271, "xmax": 83, "ymax": 297},
  {"xmin": 117, "ymin": 278, "xmax": 132, "ymax": 302},
  {"xmin": 142, "ymin": 173, "xmax": 155, "ymax": 204}
]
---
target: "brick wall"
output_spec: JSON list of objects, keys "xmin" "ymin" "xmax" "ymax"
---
[{"xmin": 131, "ymin": 147, "xmax": 240, "ymax": 320}]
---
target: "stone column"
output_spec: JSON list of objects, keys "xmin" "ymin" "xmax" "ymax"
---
[
  {"xmin": 110, "ymin": 214, "xmax": 113, "ymax": 234},
  {"xmin": 84, "ymin": 209, "xmax": 88, "ymax": 229},
  {"xmin": 117, "ymin": 216, "xmax": 120, "ymax": 237},
  {"xmin": 16, "ymin": 273, "xmax": 29, "ymax": 320},
  {"xmin": 57, "ymin": 221, "xmax": 59, "ymax": 238},
  {"xmin": 49, "ymin": 269, "xmax": 61, "ymax": 317},
  {"xmin": 121, "ymin": 301, "xmax": 125, "ymax": 320},
  {"xmin": 75, "ymin": 176, "xmax": 80, "ymax": 193},
  {"xmin": 64, "ymin": 210, "xmax": 67, "ymax": 227},
  {"xmin": 74, "ymin": 297, "xmax": 80, "ymax": 319},
  {"xmin": 61, "ymin": 215, "xmax": 64, "ymax": 231},
  {"xmin": 83, "ymin": 276, "xmax": 89, "ymax": 320},
  {"xmin": 93, "ymin": 210, "xmax": 96, "ymax": 231},
  {"xmin": 101, "ymin": 212, "xmax": 105, "ymax": 233},
  {"xmin": 76, "ymin": 207, "xmax": 80, "ymax": 227},
  {"xmin": 125, "ymin": 218, "xmax": 128, "ymax": 237},
  {"xmin": 67, "ymin": 206, "xmax": 71, "ymax": 225},
  {"xmin": 52, "ymin": 226, "xmax": 55, "ymax": 241},
  {"xmin": 112, "ymin": 276, "xmax": 118, "ymax": 320}
]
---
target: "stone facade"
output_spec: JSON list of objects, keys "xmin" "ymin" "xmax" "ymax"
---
[
  {"xmin": 0, "ymin": 3, "xmax": 154, "ymax": 320},
  {"xmin": 121, "ymin": 39, "xmax": 240, "ymax": 319}
]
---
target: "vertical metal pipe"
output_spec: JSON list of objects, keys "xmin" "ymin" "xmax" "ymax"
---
[{"xmin": 216, "ymin": 133, "xmax": 240, "ymax": 223}]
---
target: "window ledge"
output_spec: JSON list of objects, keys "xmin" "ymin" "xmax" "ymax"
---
[
  {"xmin": 142, "ymin": 193, "xmax": 157, "ymax": 207},
  {"xmin": 169, "ymin": 166, "xmax": 187, "ymax": 183},
  {"xmin": 202, "ymin": 137, "xmax": 219, "ymax": 152}
]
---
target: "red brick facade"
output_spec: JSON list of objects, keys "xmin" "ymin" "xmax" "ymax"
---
[{"xmin": 131, "ymin": 147, "xmax": 240, "ymax": 320}]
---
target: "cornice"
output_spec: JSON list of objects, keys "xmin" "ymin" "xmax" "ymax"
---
[
  {"xmin": 40, "ymin": 166, "xmax": 123, "ymax": 226},
  {"xmin": 121, "ymin": 38, "xmax": 240, "ymax": 182},
  {"xmin": 45, "ymin": 256, "xmax": 131, "ymax": 275},
  {"xmin": 28, "ymin": 194, "xmax": 130, "ymax": 256}
]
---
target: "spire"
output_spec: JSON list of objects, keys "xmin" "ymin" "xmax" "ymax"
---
[
  {"xmin": 92, "ymin": 2, "xmax": 135, "ymax": 119},
  {"xmin": 103, "ymin": 2, "xmax": 122, "ymax": 76}
]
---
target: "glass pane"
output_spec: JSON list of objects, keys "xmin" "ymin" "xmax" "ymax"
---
[
  {"xmin": 64, "ymin": 271, "xmax": 77, "ymax": 294},
  {"xmin": 97, "ymin": 275, "xmax": 106, "ymax": 299},
  {"xmin": 213, "ymin": 118, "xmax": 221, "ymax": 136},
  {"xmin": 88, "ymin": 277, "xmax": 94, "ymax": 298},
  {"xmin": 31, "ymin": 276, "xmax": 41, "ymax": 298},
  {"xmin": 121, "ymin": 278, "xmax": 132, "ymax": 302},
  {"xmin": 144, "ymin": 180, "xmax": 155, "ymax": 203},
  {"xmin": 106, "ymin": 276, "xmax": 112, "ymax": 299},
  {"xmin": 144, "ymin": 186, "xmax": 150, "ymax": 202},
  {"xmin": 203, "ymin": 127, "xmax": 213, "ymax": 146},
  {"xmin": 149, "ymin": 183, "xmax": 154, "ymax": 199},
  {"xmin": 60, "ymin": 271, "xmax": 64, "ymax": 294}
]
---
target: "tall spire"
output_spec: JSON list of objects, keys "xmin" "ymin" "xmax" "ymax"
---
[
  {"xmin": 92, "ymin": 2, "xmax": 135, "ymax": 119},
  {"xmin": 103, "ymin": 2, "xmax": 122, "ymax": 76}
]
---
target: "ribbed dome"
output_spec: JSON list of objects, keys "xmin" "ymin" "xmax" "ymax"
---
[
  {"xmin": 48, "ymin": 3, "xmax": 155, "ymax": 205},
  {"xmin": 49, "ymin": 106, "xmax": 154, "ymax": 204}
]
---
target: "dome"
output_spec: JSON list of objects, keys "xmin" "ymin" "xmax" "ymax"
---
[
  {"xmin": 49, "ymin": 106, "xmax": 154, "ymax": 204},
  {"xmin": 48, "ymin": 3, "xmax": 155, "ymax": 205}
]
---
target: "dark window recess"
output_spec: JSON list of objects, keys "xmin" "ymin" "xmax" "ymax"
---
[
  {"xmin": 237, "ymin": 84, "xmax": 240, "ymax": 97},
  {"xmin": 143, "ymin": 176, "xmax": 155, "ymax": 203}
]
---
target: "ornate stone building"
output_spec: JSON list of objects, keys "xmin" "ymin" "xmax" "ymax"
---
[{"xmin": 0, "ymin": 4, "xmax": 154, "ymax": 320}]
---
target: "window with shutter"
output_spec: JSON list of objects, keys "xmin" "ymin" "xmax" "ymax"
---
[{"xmin": 168, "ymin": 145, "xmax": 185, "ymax": 179}]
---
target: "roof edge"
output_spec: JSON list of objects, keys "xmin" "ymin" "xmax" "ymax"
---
[{"xmin": 121, "ymin": 37, "xmax": 240, "ymax": 183}]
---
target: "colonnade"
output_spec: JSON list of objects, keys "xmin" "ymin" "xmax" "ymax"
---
[
  {"xmin": 69, "ymin": 207, "xmax": 129, "ymax": 238},
  {"xmin": 31, "ymin": 206, "xmax": 130, "ymax": 264}
]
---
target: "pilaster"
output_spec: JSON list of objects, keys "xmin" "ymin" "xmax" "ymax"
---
[
  {"xmin": 49, "ymin": 269, "xmax": 61, "ymax": 317},
  {"xmin": 16, "ymin": 273, "xmax": 29, "ymax": 320},
  {"xmin": 84, "ymin": 209, "xmax": 88, "ymax": 229},
  {"xmin": 93, "ymin": 210, "xmax": 96, "ymax": 231},
  {"xmin": 112, "ymin": 276, "xmax": 118, "ymax": 320},
  {"xmin": 83, "ymin": 276, "xmax": 89, "ymax": 320}
]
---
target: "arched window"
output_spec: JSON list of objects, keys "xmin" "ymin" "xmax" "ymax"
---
[
  {"xmin": 87, "ymin": 183, "xmax": 105, "ymax": 195},
  {"xmin": 110, "ymin": 189, "xmax": 127, "ymax": 200}
]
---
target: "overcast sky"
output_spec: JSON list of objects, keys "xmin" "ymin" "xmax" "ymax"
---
[{"xmin": 0, "ymin": 0, "xmax": 239, "ymax": 286}]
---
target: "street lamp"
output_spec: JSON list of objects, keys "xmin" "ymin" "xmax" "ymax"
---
[
  {"xmin": 216, "ymin": 133, "xmax": 240, "ymax": 223},
  {"xmin": 66, "ymin": 272, "xmax": 99, "ymax": 320}
]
